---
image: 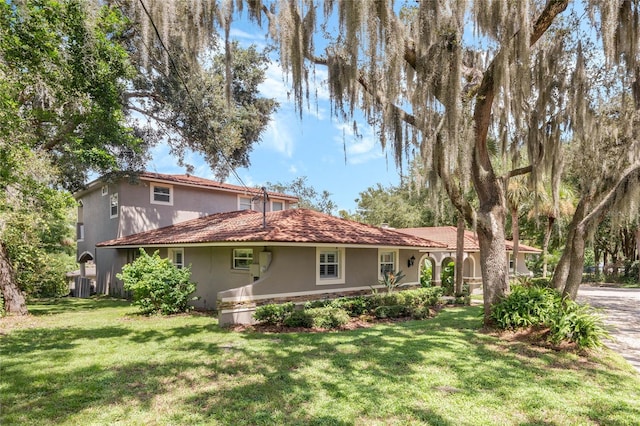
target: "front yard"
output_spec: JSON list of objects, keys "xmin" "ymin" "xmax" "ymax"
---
[{"xmin": 1, "ymin": 297, "xmax": 639, "ymax": 425}]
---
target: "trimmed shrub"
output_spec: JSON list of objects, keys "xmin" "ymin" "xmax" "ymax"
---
[
  {"xmin": 254, "ymin": 302, "xmax": 295, "ymax": 325},
  {"xmin": 282, "ymin": 309, "xmax": 313, "ymax": 328},
  {"xmin": 306, "ymin": 307, "xmax": 350, "ymax": 329},
  {"xmin": 374, "ymin": 304, "xmax": 407, "ymax": 319},
  {"xmin": 117, "ymin": 249, "xmax": 197, "ymax": 315},
  {"xmin": 329, "ymin": 296, "xmax": 371, "ymax": 316},
  {"xmin": 409, "ymin": 305, "xmax": 432, "ymax": 320}
]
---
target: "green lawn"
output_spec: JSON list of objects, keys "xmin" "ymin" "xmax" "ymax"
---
[{"xmin": 1, "ymin": 298, "xmax": 639, "ymax": 425}]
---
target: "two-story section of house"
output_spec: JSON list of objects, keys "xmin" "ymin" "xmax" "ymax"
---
[{"xmin": 74, "ymin": 172, "xmax": 298, "ymax": 296}]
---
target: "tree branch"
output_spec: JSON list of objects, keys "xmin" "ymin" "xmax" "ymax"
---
[{"xmin": 127, "ymin": 104, "xmax": 175, "ymax": 126}]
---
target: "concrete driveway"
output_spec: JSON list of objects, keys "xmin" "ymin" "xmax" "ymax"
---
[{"xmin": 577, "ymin": 285, "xmax": 640, "ymax": 374}]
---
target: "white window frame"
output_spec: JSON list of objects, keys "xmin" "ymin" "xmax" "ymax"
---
[
  {"xmin": 271, "ymin": 200, "xmax": 284, "ymax": 211},
  {"xmin": 168, "ymin": 248, "xmax": 184, "ymax": 269},
  {"xmin": 150, "ymin": 183, "xmax": 173, "ymax": 206},
  {"xmin": 316, "ymin": 247, "xmax": 345, "ymax": 285},
  {"xmin": 378, "ymin": 249, "xmax": 398, "ymax": 279},
  {"xmin": 110, "ymin": 193, "xmax": 118, "ymax": 218},
  {"xmin": 238, "ymin": 196, "xmax": 253, "ymax": 210},
  {"xmin": 101, "ymin": 185, "xmax": 108, "ymax": 196},
  {"xmin": 232, "ymin": 248, "xmax": 253, "ymax": 270}
]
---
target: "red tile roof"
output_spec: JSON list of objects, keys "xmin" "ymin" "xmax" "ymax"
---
[
  {"xmin": 396, "ymin": 226, "xmax": 541, "ymax": 253},
  {"xmin": 138, "ymin": 172, "xmax": 297, "ymax": 201},
  {"xmin": 97, "ymin": 209, "xmax": 448, "ymax": 248}
]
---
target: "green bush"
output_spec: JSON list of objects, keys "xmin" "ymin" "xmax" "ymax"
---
[
  {"xmin": 307, "ymin": 307, "xmax": 350, "ymax": 328},
  {"xmin": 282, "ymin": 309, "xmax": 313, "ymax": 327},
  {"xmin": 490, "ymin": 285, "xmax": 561, "ymax": 329},
  {"xmin": 374, "ymin": 304, "xmax": 407, "ymax": 319},
  {"xmin": 254, "ymin": 302, "xmax": 295, "ymax": 325},
  {"xmin": 441, "ymin": 261, "xmax": 455, "ymax": 296},
  {"xmin": 377, "ymin": 270, "xmax": 406, "ymax": 293},
  {"xmin": 410, "ymin": 305, "xmax": 433, "ymax": 320},
  {"xmin": 491, "ymin": 285, "xmax": 609, "ymax": 348},
  {"xmin": 547, "ymin": 300, "xmax": 610, "ymax": 349},
  {"xmin": 117, "ymin": 249, "xmax": 197, "ymax": 315},
  {"xmin": 329, "ymin": 296, "xmax": 371, "ymax": 316},
  {"xmin": 530, "ymin": 277, "xmax": 553, "ymax": 288}
]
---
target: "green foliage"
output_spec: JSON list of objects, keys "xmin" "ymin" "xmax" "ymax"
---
[
  {"xmin": 264, "ymin": 177, "xmax": 336, "ymax": 215},
  {"xmin": 420, "ymin": 261, "xmax": 433, "ymax": 287},
  {"xmin": 254, "ymin": 302, "xmax": 295, "ymax": 325},
  {"xmin": 530, "ymin": 277, "xmax": 553, "ymax": 288},
  {"xmin": 441, "ymin": 261, "xmax": 455, "ymax": 296},
  {"xmin": 491, "ymin": 285, "xmax": 561, "ymax": 329},
  {"xmin": 255, "ymin": 287, "xmax": 444, "ymax": 328},
  {"xmin": 117, "ymin": 249, "xmax": 197, "ymax": 315},
  {"xmin": 491, "ymin": 285, "xmax": 609, "ymax": 348},
  {"xmin": 306, "ymin": 307, "xmax": 350, "ymax": 329},
  {"xmin": 376, "ymin": 270, "xmax": 406, "ymax": 294},
  {"xmin": 547, "ymin": 300, "xmax": 610, "ymax": 349},
  {"xmin": 373, "ymin": 304, "xmax": 407, "ymax": 319},
  {"xmin": 282, "ymin": 309, "xmax": 313, "ymax": 327}
]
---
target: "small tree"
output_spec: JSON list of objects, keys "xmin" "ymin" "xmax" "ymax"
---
[{"xmin": 118, "ymin": 249, "xmax": 197, "ymax": 315}]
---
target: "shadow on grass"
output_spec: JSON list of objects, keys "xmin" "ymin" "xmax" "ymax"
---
[
  {"xmin": 2, "ymin": 303, "xmax": 639, "ymax": 425},
  {"xmin": 27, "ymin": 296, "xmax": 131, "ymax": 315}
]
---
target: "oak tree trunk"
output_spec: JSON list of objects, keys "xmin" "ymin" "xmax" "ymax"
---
[{"xmin": 0, "ymin": 243, "xmax": 28, "ymax": 315}]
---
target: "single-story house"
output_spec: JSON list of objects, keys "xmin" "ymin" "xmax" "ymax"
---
[{"xmin": 97, "ymin": 208, "xmax": 447, "ymax": 324}]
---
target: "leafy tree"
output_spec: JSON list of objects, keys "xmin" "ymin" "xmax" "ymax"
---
[
  {"xmin": 264, "ymin": 177, "xmax": 337, "ymax": 215},
  {"xmin": 0, "ymin": 0, "xmax": 278, "ymax": 314}
]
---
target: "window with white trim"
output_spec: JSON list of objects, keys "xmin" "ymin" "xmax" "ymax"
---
[
  {"xmin": 233, "ymin": 248, "xmax": 253, "ymax": 270},
  {"xmin": 271, "ymin": 200, "xmax": 284, "ymax": 211},
  {"xmin": 151, "ymin": 183, "xmax": 173, "ymax": 205},
  {"xmin": 239, "ymin": 196, "xmax": 252, "ymax": 210},
  {"xmin": 316, "ymin": 247, "xmax": 345, "ymax": 285},
  {"xmin": 101, "ymin": 185, "xmax": 108, "ymax": 196},
  {"xmin": 110, "ymin": 193, "xmax": 118, "ymax": 218},
  {"xmin": 378, "ymin": 250, "xmax": 397, "ymax": 277},
  {"xmin": 168, "ymin": 248, "xmax": 184, "ymax": 269}
]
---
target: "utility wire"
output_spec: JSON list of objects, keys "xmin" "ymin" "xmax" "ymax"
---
[{"xmin": 135, "ymin": 0, "xmax": 262, "ymax": 199}]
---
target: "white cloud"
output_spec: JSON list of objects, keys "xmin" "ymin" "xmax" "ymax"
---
[
  {"xmin": 262, "ymin": 117, "xmax": 295, "ymax": 157},
  {"xmin": 288, "ymin": 165, "xmax": 298, "ymax": 174},
  {"xmin": 259, "ymin": 62, "xmax": 330, "ymax": 107},
  {"xmin": 333, "ymin": 122, "xmax": 384, "ymax": 165}
]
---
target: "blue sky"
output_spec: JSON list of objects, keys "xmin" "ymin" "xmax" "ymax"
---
[{"xmin": 147, "ymin": 19, "xmax": 404, "ymax": 214}]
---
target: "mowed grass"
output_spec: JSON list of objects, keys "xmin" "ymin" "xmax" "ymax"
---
[{"xmin": 1, "ymin": 298, "xmax": 639, "ymax": 425}]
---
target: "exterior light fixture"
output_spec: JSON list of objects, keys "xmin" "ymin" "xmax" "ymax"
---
[{"xmin": 408, "ymin": 255, "xmax": 416, "ymax": 267}]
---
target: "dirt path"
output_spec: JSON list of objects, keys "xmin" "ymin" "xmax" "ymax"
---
[{"xmin": 577, "ymin": 285, "xmax": 640, "ymax": 374}]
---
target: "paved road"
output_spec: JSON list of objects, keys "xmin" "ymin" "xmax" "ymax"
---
[{"xmin": 577, "ymin": 285, "xmax": 640, "ymax": 374}]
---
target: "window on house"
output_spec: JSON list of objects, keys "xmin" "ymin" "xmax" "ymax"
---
[
  {"xmin": 77, "ymin": 223, "xmax": 84, "ymax": 241},
  {"xmin": 233, "ymin": 248, "xmax": 253, "ymax": 270},
  {"xmin": 379, "ymin": 250, "xmax": 397, "ymax": 277},
  {"xmin": 151, "ymin": 183, "xmax": 173, "ymax": 205},
  {"xmin": 110, "ymin": 193, "xmax": 118, "ymax": 218},
  {"xmin": 168, "ymin": 248, "xmax": 184, "ymax": 269},
  {"xmin": 317, "ymin": 248, "xmax": 345, "ymax": 284},
  {"xmin": 509, "ymin": 254, "xmax": 514, "ymax": 273},
  {"xmin": 239, "ymin": 196, "xmax": 252, "ymax": 210},
  {"xmin": 272, "ymin": 201, "xmax": 284, "ymax": 211},
  {"xmin": 101, "ymin": 185, "xmax": 108, "ymax": 196}
]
